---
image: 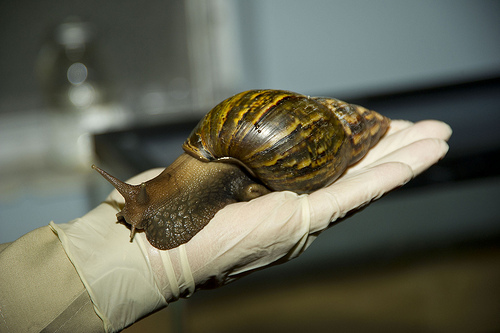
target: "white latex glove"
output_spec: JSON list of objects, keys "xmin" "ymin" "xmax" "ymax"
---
[{"xmin": 50, "ymin": 119, "xmax": 451, "ymax": 332}]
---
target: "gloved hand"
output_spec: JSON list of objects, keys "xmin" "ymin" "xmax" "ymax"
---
[{"xmin": 50, "ymin": 119, "xmax": 451, "ymax": 332}]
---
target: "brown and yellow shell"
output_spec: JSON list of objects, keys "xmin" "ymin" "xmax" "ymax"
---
[
  {"xmin": 92, "ymin": 89, "xmax": 390, "ymax": 250},
  {"xmin": 183, "ymin": 89, "xmax": 389, "ymax": 194}
]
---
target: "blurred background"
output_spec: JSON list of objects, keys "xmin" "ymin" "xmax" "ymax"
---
[{"xmin": 1, "ymin": 0, "xmax": 499, "ymax": 332}]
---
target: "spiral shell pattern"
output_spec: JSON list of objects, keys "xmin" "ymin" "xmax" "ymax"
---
[{"xmin": 183, "ymin": 89, "xmax": 389, "ymax": 194}]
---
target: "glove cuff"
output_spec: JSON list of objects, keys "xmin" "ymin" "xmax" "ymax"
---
[
  {"xmin": 140, "ymin": 234, "xmax": 195, "ymax": 301},
  {"xmin": 49, "ymin": 203, "xmax": 168, "ymax": 332}
]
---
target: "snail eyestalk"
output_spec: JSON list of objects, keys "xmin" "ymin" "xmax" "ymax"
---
[
  {"xmin": 91, "ymin": 164, "xmax": 137, "ymax": 201},
  {"xmin": 92, "ymin": 164, "xmax": 149, "ymax": 241}
]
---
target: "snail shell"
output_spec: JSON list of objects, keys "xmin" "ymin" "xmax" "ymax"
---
[
  {"xmin": 93, "ymin": 89, "xmax": 390, "ymax": 250},
  {"xmin": 184, "ymin": 89, "xmax": 389, "ymax": 193}
]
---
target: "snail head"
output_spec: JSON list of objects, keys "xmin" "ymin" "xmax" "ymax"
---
[
  {"xmin": 91, "ymin": 164, "xmax": 153, "ymax": 241},
  {"xmin": 91, "ymin": 155, "xmax": 270, "ymax": 250}
]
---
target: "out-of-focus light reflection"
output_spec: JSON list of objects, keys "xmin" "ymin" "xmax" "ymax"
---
[
  {"xmin": 68, "ymin": 83, "xmax": 96, "ymax": 108},
  {"xmin": 67, "ymin": 62, "xmax": 88, "ymax": 85}
]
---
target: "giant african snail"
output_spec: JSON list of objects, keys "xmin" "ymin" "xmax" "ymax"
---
[{"xmin": 92, "ymin": 89, "xmax": 390, "ymax": 250}]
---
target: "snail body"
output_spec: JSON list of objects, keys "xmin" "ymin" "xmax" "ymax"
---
[{"xmin": 93, "ymin": 89, "xmax": 390, "ymax": 250}]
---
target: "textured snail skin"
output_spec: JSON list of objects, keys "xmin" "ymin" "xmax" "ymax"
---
[{"xmin": 93, "ymin": 89, "xmax": 389, "ymax": 250}]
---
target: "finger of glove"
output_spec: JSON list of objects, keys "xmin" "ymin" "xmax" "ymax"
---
[
  {"xmin": 308, "ymin": 161, "xmax": 413, "ymax": 233},
  {"xmin": 362, "ymin": 138, "xmax": 449, "ymax": 177},
  {"xmin": 348, "ymin": 120, "xmax": 452, "ymax": 173},
  {"xmin": 308, "ymin": 137, "xmax": 449, "ymax": 233},
  {"xmin": 384, "ymin": 119, "xmax": 414, "ymax": 135}
]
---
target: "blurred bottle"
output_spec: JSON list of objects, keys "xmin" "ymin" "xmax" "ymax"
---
[
  {"xmin": 36, "ymin": 17, "xmax": 108, "ymax": 112},
  {"xmin": 35, "ymin": 17, "xmax": 119, "ymax": 171}
]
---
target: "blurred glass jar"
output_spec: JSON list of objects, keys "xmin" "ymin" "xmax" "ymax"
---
[{"xmin": 36, "ymin": 17, "xmax": 109, "ymax": 111}]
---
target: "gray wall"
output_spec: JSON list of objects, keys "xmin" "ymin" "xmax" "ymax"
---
[{"xmin": 233, "ymin": 0, "xmax": 500, "ymax": 97}]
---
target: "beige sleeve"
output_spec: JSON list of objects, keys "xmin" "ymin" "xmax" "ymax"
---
[{"xmin": 0, "ymin": 225, "xmax": 105, "ymax": 333}]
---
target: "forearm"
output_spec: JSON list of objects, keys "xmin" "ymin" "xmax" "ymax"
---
[{"xmin": 0, "ymin": 225, "xmax": 104, "ymax": 333}]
